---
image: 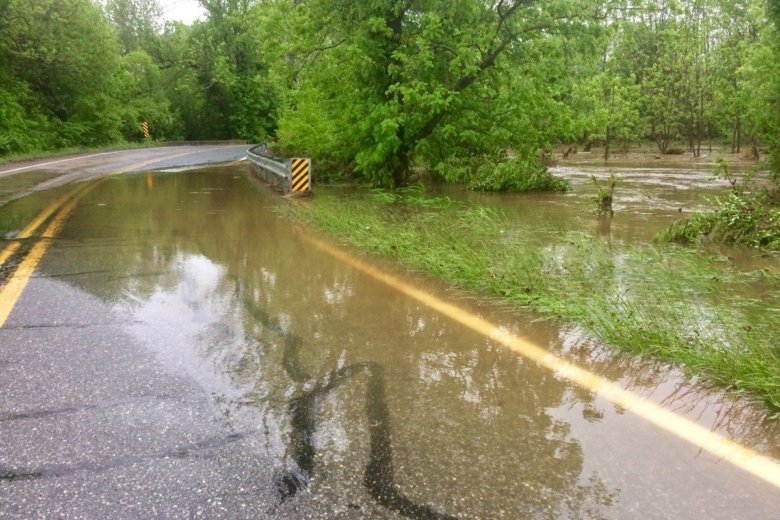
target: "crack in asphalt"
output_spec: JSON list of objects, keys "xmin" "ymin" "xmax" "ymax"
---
[
  {"xmin": 0, "ymin": 394, "xmax": 192, "ymax": 423},
  {"xmin": 0, "ymin": 432, "xmax": 248, "ymax": 482}
]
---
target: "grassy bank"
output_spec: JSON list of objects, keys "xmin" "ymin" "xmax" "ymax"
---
[{"xmin": 287, "ymin": 191, "xmax": 780, "ymax": 414}]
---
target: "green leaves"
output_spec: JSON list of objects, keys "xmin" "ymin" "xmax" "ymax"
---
[
  {"xmin": 272, "ymin": 0, "xmax": 584, "ymax": 187},
  {"xmin": 1, "ymin": 0, "xmax": 777, "ymax": 180},
  {"xmin": 468, "ymin": 154, "xmax": 570, "ymax": 193},
  {"xmin": 0, "ymin": 0, "xmax": 122, "ymax": 151}
]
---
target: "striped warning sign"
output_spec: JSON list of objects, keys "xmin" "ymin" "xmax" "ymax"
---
[{"xmin": 291, "ymin": 158, "xmax": 311, "ymax": 192}]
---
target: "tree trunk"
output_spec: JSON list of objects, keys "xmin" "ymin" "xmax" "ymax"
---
[
  {"xmin": 390, "ymin": 144, "xmax": 411, "ymax": 187},
  {"xmin": 687, "ymin": 117, "xmax": 696, "ymax": 156},
  {"xmin": 736, "ymin": 116, "xmax": 741, "ymax": 153},
  {"xmin": 750, "ymin": 140, "xmax": 759, "ymax": 160},
  {"xmin": 652, "ymin": 123, "xmax": 666, "ymax": 154},
  {"xmin": 696, "ymin": 90, "xmax": 704, "ymax": 158}
]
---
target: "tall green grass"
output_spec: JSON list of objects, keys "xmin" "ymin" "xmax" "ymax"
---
[{"xmin": 287, "ymin": 192, "xmax": 780, "ymax": 414}]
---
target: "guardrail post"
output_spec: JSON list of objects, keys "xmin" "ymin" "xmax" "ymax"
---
[{"xmin": 247, "ymin": 145, "xmax": 312, "ymax": 195}]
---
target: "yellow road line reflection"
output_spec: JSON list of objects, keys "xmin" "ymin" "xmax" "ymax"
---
[
  {"xmin": 304, "ymin": 233, "xmax": 780, "ymax": 490},
  {"xmin": 0, "ymin": 180, "xmax": 102, "ymax": 326},
  {"xmin": 0, "ymin": 147, "xmax": 224, "ymax": 324},
  {"xmin": 0, "ymin": 184, "xmax": 91, "ymax": 267}
]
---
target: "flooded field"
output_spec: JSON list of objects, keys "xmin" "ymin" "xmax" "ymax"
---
[
  {"xmin": 2, "ymin": 164, "xmax": 779, "ymax": 518},
  {"xmin": 437, "ymin": 166, "xmax": 739, "ymax": 243}
]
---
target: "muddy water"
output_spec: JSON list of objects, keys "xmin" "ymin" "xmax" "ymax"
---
[
  {"xmin": 0, "ymin": 170, "xmax": 61, "ymax": 206},
  {"xmin": 436, "ymin": 166, "xmax": 737, "ymax": 243},
  {"xmin": 0, "ymin": 175, "xmax": 70, "ymax": 239},
  {"xmin": 17, "ymin": 165, "xmax": 780, "ymax": 518}
]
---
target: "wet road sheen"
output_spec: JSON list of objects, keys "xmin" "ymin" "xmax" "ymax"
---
[{"xmin": 1, "ymin": 165, "xmax": 779, "ymax": 518}]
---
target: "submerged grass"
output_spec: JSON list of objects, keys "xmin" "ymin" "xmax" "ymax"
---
[{"xmin": 287, "ymin": 192, "xmax": 780, "ymax": 414}]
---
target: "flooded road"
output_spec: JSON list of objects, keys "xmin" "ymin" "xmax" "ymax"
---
[{"xmin": 1, "ymin": 164, "xmax": 779, "ymax": 518}]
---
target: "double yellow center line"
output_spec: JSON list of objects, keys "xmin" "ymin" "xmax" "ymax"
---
[
  {"xmin": 0, "ymin": 180, "xmax": 103, "ymax": 325},
  {"xmin": 0, "ymin": 148, "xmax": 219, "ymax": 327}
]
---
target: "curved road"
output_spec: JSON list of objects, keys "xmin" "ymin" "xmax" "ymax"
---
[
  {"xmin": 1, "ymin": 145, "xmax": 275, "ymax": 518},
  {"xmin": 0, "ymin": 146, "xmax": 779, "ymax": 519},
  {"xmin": 0, "ymin": 144, "xmax": 250, "ymax": 205}
]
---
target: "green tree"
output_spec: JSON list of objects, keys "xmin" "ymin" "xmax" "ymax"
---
[
  {"xmin": 760, "ymin": 0, "xmax": 780, "ymax": 174},
  {"xmin": 0, "ymin": 0, "xmax": 123, "ymax": 151},
  {"xmin": 566, "ymin": 28, "xmax": 643, "ymax": 159},
  {"xmin": 118, "ymin": 49, "xmax": 179, "ymax": 139},
  {"xmin": 104, "ymin": 0, "xmax": 163, "ymax": 54},
  {"xmin": 274, "ymin": 0, "xmax": 599, "ymax": 187},
  {"xmin": 709, "ymin": 1, "xmax": 760, "ymax": 154},
  {"xmin": 172, "ymin": 0, "xmax": 277, "ymax": 141}
]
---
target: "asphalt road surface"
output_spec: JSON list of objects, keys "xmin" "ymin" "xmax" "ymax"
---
[
  {"xmin": 1, "ymin": 145, "xmax": 280, "ymax": 518},
  {"xmin": 1, "ymin": 146, "xmax": 779, "ymax": 519}
]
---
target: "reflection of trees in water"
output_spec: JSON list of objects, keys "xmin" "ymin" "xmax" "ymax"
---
[
  {"xmin": 65, "ymin": 168, "xmax": 625, "ymax": 517},
  {"xmin": 403, "ymin": 318, "xmax": 615, "ymax": 517},
  {"xmin": 559, "ymin": 326, "xmax": 780, "ymax": 457},
  {"xmin": 244, "ymin": 296, "xmax": 458, "ymax": 519},
  {"xmin": 240, "ymin": 292, "xmax": 618, "ymax": 519},
  {"xmin": 230, "ymin": 214, "xmax": 617, "ymax": 517}
]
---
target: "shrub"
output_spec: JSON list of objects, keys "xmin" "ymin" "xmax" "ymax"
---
[
  {"xmin": 657, "ymin": 191, "xmax": 780, "ymax": 250},
  {"xmin": 468, "ymin": 154, "xmax": 569, "ymax": 192}
]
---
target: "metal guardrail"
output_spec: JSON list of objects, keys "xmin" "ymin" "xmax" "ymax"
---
[{"xmin": 246, "ymin": 144, "xmax": 311, "ymax": 194}]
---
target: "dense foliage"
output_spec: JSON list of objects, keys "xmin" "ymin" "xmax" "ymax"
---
[
  {"xmin": 1, "ymin": 0, "xmax": 779, "ymax": 189},
  {"xmin": 0, "ymin": 0, "xmax": 277, "ymax": 154}
]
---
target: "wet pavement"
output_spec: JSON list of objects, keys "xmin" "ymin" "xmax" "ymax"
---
[{"xmin": 1, "ymin": 156, "xmax": 779, "ymax": 518}]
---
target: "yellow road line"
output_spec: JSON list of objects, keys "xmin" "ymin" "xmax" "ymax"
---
[
  {"xmin": 17, "ymin": 185, "xmax": 92, "ymax": 240},
  {"xmin": 304, "ymin": 233, "xmax": 780, "ymax": 490},
  {"xmin": 0, "ymin": 147, "xmax": 223, "ymax": 267},
  {"xmin": 0, "ymin": 146, "xmax": 224, "ymax": 324},
  {"xmin": 0, "ymin": 184, "xmax": 91, "ymax": 267},
  {"xmin": 0, "ymin": 181, "xmax": 101, "ymax": 327},
  {"xmin": 0, "ymin": 243, "xmax": 21, "ymax": 267}
]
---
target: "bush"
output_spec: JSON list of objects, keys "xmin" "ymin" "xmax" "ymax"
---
[
  {"xmin": 656, "ymin": 191, "xmax": 780, "ymax": 250},
  {"xmin": 468, "ymin": 154, "xmax": 569, "ymax": 192}
]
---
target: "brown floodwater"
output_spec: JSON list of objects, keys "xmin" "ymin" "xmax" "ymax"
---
[
  {"xmin": 435, "ymin": 165, "xmax": 741, "ymax": 243},
  {"xmin": 0, "ymin": 170, "xmax": 62, "ymax": 208},
  {"xmin": 8, "ymin": 165, "xmax": 780, "ymax": 518}
]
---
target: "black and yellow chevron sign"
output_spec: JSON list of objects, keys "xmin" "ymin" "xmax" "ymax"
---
[{"xmin": 290, "ymin": 158, "xmax": 311, "ymax": 192}]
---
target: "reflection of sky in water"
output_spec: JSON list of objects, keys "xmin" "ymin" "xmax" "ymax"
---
[
  {"xmin": 110, "ymin": 249, "xmax": 619, "ymax": 518},
  {"xmin": 120, "ymin": 254, "xmax": 245, "ymax": 393}
]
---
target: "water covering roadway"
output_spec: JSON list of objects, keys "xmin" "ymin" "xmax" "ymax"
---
[{"xmin": 0, "ymin": 146, "xmax": 778, "ymax": 518}]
